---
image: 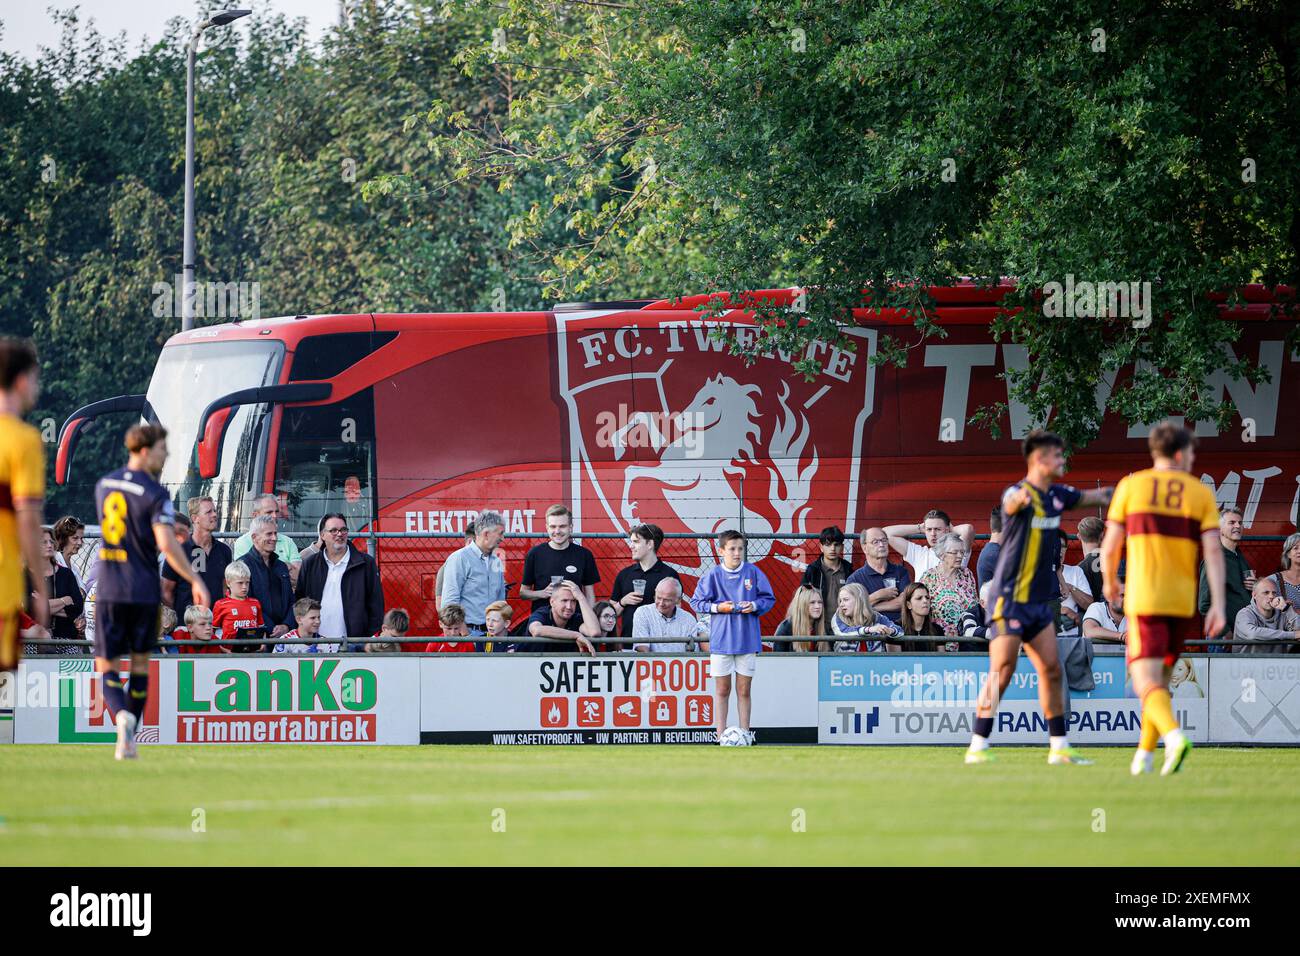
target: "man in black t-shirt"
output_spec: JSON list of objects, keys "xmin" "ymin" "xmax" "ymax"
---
[
  {"xmin": 610, "ymin": 523, "xmax": 680, "ymax": 638},
  {"xmin": 162, "ymin": 495, "xmax": 231, "ymax": 620},
  {"xmin": 519, "ymin": 505, "xmax": 599, "ymax": 611}
]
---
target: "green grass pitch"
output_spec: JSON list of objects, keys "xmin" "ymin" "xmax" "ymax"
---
[{"xmin": 2, "ymin": 745, "xmax": 1298, "ymax": 866}]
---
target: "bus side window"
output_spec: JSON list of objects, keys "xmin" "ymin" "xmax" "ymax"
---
[{"xmin": 274, "ymin": 391, "xmax": 376, "ymax": 535}]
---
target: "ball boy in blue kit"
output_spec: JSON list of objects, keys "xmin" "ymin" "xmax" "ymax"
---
[{"xmin": 690, "ymin": 530, "xmax": 775, "ymax": 746}]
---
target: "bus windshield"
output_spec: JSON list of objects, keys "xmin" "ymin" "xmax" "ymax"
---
[{"xmin": 145, "ymin": 339, "xmax": 284, "ymax": 521}]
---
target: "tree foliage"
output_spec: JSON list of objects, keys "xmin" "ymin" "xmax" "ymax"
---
[
  {"xmin": 0, "ymin": 1, "xmax": 548, "ymax": 518},
  {"xmin": 410, "ymin": 0, "xmax": 1300, "ymax": 449},
  {"xmin": 5, "ymin": 0, "xmax": 1297, "ymax": 531}
]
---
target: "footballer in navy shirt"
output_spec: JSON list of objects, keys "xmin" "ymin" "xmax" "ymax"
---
[
  {"xmin": 93, "ymin": 424, "xmax": 210, "ymax": 761},
  {"xmin": 966, "ymin": 429, "xmax": 1113, "ymax": 767}
]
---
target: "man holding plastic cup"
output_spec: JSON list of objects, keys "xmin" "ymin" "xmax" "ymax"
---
[
  {"xmin": 520, "ymin": 504, "xmax": 600, "ymax": 611},
  {"xmin": 611, "ymin": 523, "xmax": 682, "ymax": 640}
]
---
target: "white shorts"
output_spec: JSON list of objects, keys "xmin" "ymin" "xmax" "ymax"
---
[{"xmin": 710, "ymin": 653, "xmax": 757, "ymax": 678}]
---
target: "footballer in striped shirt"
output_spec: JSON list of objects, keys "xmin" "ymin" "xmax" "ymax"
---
[{"xmin": 1100, "ymin": 422, "xmax": 1224, "ymax": 777}]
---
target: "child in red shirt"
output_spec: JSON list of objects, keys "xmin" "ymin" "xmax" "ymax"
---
[
  {"xmin": 211, "ymin": 560, "xmax": 266, "ymax": 653},
  {"xmin": 425, "ymin": 602, "xmax": 476, "ymax": 653},
  {"xmin": 174, "ymin": 604, "xmax": 221, "ymax": 654}
]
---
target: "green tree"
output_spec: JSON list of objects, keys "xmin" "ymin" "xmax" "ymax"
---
[
  {"xmin": 370, "ymin": 0, "xmax": 712, "ymax": 300},
  {"xmin": 0, "ymin": 1, "xmax": 556, "ymax": 519},
  {"xmin": 412, "ymin": 0, "xmax": 1300, "ymax": 449}
]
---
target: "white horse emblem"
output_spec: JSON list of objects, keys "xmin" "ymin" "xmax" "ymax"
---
[{"xmin": 618, "ymin": 373, "xmax": 817, "ymax": 563}]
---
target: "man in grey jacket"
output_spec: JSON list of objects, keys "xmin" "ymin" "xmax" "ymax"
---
[{"xmin": 1234, "ymin": 578, "xmax": 1300, "ymax": 654}]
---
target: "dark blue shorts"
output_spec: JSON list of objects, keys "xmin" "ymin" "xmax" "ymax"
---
[
  {"xmin": 989, "ymin": 597, "xmax": 1056, "ymax": 642},
  {"xmin": 94, "ymin": 602, "xmax": 160, "ymax": 658}
]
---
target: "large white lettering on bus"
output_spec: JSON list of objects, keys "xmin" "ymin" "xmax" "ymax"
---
[{"xmin": 929, "ymin": 339, "xmax": 1294, "ymax": 443}]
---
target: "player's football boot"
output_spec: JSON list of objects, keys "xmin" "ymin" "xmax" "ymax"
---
[
  {"xmin": 114, "ymin": 711, "xmax": 138, "ymax": 761},
  {"xmin": 1160, "ymin": 730, "xmax": 1192, "ymax": 776},
  {"xmin": 1047, "ymin": 745, "xmax": 1093, "ymax": 765},
  {"xmin": 963, "ymin": 748, "xmax": 996, "ymax": 764},
  {"xmin": 742, "ymin": 730, "xmax": 756, "ymax": 746},
  {"xmin": 1130, "ymin": 750, "xmax": 1155, "ymax": 775}
]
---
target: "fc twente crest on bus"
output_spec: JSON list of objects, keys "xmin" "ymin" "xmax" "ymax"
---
[{"xmin": 555, "ymin": 310, "xmax": 877, "ymax": 577}]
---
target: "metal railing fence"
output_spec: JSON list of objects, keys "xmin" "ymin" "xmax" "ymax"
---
[{"xmin": 43, "ymin": 528, "xmax": 1293, "ymax": 650}]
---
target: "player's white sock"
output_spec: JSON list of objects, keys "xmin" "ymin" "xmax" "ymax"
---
[
  {"xmin": 968, "ymin": 735, "xmax": 989, "ymax": 752},
  {"xmin": 1049, "ymin": 735, "xmax": 1068, "ymax": 751}
]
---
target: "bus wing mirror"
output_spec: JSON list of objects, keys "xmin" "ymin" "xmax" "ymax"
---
[
  {"xmin": 196, "ymin": 383, "xmax": 332, "ymax": 480},
  {"xmin": 197, "ymin": 406, "xmax": 236, "ymax": 480},
  {"xmin": 55, "ymin": 394, "xmax": 151, "ymax": 486}
]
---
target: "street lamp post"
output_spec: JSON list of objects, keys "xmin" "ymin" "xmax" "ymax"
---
[{"xmin": 182, "ymin": 9, "xmax": 251, "ymax": 332}]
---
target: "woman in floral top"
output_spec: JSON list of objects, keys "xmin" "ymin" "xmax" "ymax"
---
[{"xmin": 920, "ymin": 532, "xmax": 977, "ymax": 643}]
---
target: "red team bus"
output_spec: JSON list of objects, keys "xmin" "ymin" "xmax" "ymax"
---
[{"xmin": 56, "ymin": 282, "xmax": 1299, "ymax": 637}]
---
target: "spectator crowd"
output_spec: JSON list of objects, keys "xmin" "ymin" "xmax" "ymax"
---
[{"xmin": 19, "ymin": 496, "xmax": 1300, "ymax": 659}]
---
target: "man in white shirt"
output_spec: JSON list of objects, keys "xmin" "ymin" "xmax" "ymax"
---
[
  {"xmin": 1056, "ymin": 538, "xmax": 1094, "ymax": 636},
  {"xmin": 1082, "ymin": 580, "xmax": 1127, "ymax": 655},
  {"xmin": 294, "ymin": 513, "xmax": 385, "ymax": 650},
  {"xmin": 632, "ymin": 578, "xmax": 708, "ymax": 653},
  {"xmin": 318, "ymin": 531, "xmax": 349, "ymax": 645},
  {"xmin": 884, "ymin": 509, "xmax": 974, "ymax": 578}
]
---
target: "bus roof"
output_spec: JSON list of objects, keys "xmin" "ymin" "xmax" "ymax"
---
[{"xmin": 162, "ymin": 281, "xmax": 1295, "ymax": 350}]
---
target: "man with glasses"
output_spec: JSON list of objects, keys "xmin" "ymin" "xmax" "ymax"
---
[
  {"xmin": 295, "ymin": 513, "xmax": 385, "ymax": 652},
  {"xmin": 846, "ymin": 527, "xmax": 911, "ymax": 625},
  {"xmin": 632, "ymin": 578, "xmax": 708, "ymax": 653}
]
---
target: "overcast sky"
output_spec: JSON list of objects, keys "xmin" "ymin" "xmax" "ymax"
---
[{"xmin": 0, "ymin": 1, "xmax": 340, "ymax": 61}]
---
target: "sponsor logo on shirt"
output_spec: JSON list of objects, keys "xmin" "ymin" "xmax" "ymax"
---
[{"xmin": 1030, "ymin": 515, "xmax": 1061, "ymax": 529}]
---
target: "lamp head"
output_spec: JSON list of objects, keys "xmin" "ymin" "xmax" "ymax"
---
[{"xmin": 210, "ymin": 9, "xmax": 251, "ymax": 26}]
